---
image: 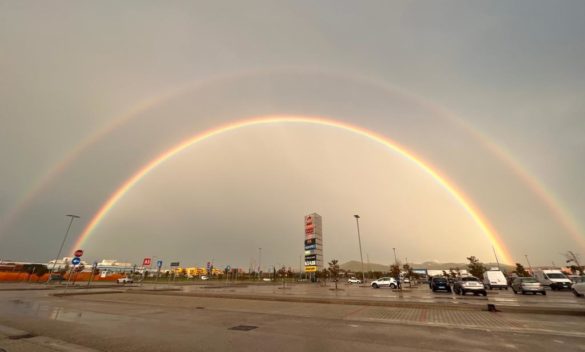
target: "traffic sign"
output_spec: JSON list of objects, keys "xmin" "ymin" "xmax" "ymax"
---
[
  {"xmin": 74, "ymin": 249, "xmax": 84, "ymax": 257},
  {"xmin": 156, "ymin": 260, "xmax": 163, "ymax": 269},
  {"xmin": 143, "ymin": 258, "xmax": 151, "ymax": 266},
  {"xmin": 226, "ymin": 265, "xmax": 231, "ymax": 271},
  {"xmin": 170, "ymin": 262, "xmax": 180, "ymax": 267},
  {"xmin": 71, "ymin": 257, "xmax": 81, "ymax": 265}
]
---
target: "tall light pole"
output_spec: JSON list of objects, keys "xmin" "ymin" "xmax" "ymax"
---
[
  {"xmin": 354, "ymin": 215, "xmax": 365, "ymax": 284},
  {"xmin": 48, "ymin": 214, "xmax": 80, "ymax": 282},
  {"xmin": 525, "ymin": 254, "xmax": 534, "ymax": 276},
  {"xmin": 392, "ymin": 248, "xmax": 398, "ymax": 266},
  {"xmin": 258, "ymin": 247, "xmax": 262, "ymax": 279}
]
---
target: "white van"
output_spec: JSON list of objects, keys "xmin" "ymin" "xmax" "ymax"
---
[
  {"xmin": 533, "ymin": 270, "xmax": 572, "ymax": 290},
  {"xmin": 483, "ymin": 269, "xmax": 508, "ymax": 290}
]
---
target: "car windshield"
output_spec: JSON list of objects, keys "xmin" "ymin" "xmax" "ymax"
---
[
  {"xmin": 546, "ymin": 273, "xmax": 566, "ymax": 279},
  {"xmin": 461, "ymin": 277, "xmax": 478, "ymax": 281}
]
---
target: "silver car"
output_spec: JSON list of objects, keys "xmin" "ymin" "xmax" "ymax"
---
[
  {"xmin": 572, "ymin": 282, "xmax": 585, "ymax": 297},
  {"xmin": 511, "ymin": 277, "xmax": 546, "ymax": 295}
]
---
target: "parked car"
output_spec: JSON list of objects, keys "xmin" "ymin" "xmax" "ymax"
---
[
  {"xmin": 117, "ymin": 277, "xmax": 133, "ymax": 284},
  {"xmin": 429, "ymin": 276, "xmax": 451, "ymax": 293},
  {"xmin": 347, "ymin": 277, "xmax": 362, "ymax": 284},
  {"xmin": 453, "ymin": 276, "xmax": 487, "ymax": 296},
  {"xmin": 572, "ymin": 282, "xmax": 585, "ymax": 297},
  {"xmin": 371, "ymin": 277, "xmax": 398, "ymax": 289},
  {"xmin": 533, "ymin": 269, "xmax": 572, "ymax": 290},
  {"xmin": 482, "ymin": 269, "xmax": 508, "ymax": 290},
  {"xmin": 511, "ymin": 277, "xmax": 546, "ymax": 295},
  {"xmin": 200, "ymin": 275, "xmax": 209, "ymax": 280}
]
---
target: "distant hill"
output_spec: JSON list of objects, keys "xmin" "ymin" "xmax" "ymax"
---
[{"xmin": 340, "ymin": 260, "xmax": 514, "ymax": 272}]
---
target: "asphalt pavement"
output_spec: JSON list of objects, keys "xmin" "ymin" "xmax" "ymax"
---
[{"xmin": 0, "ymin": 282, "xmax": 584, "ymax": 352}]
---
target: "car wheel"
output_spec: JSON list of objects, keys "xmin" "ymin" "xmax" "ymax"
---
[
  {"xmin": 482, "ymin": 291, "xmax": 487, "ymax": 296},
  {"xmin": 372, "ymin": 283, "xmax": 379, "ymax": 289},
  {"xmin": 573, "ymin": 289, "xmax": 583, "ymax": 297},
  {"xmin": 521, "ymin": 290, "xmax": 526, "ymax": 295},
  {"xmin": 542, "ymin": 291, "xmax": 547, "ymax": 295},
  {"xmin": 512, "ymin": 288, "xmax": 517, "ymax": 294},
  {"xmin": 505, "ymin": 287, "xmax": 508, "ymax": 290},
  {"xmin": 390, "ymin": 284, "xmax": 396, "ymax": 289}
]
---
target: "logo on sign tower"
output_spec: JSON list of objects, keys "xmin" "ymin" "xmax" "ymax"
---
[{"xmin": 304, "ymin": 213, "xmax": 323, "ymax": 276}]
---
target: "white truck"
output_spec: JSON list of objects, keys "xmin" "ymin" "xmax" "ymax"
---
[
  {"xmin": 482, "ymin": 269, "xmax": 508, "ymax": 290},
  {"xmin": 533, "ymin": 269, "xmax": 572, "ymax": 290}
]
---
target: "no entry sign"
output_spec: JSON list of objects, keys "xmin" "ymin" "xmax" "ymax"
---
[{"xmin": 74, "ymin": 249, "xmax": 84, "ymax": 257}]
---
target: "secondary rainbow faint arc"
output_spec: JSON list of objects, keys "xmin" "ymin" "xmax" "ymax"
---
[{"xmin": 74, "ymin": 115, "xmax": 513, "ymax": 264}]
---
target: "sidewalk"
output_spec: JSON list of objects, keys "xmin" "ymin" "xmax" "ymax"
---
[{"xmin": 0, "ymin": 324, "xmax": 99, "ymax": 352}]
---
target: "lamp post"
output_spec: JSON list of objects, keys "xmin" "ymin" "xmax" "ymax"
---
[
  {"xmin": 525, "ymin": 254, "xmax": 534, "ymax": 276},
  {"xmin": 258, "ymin": 247, "xmax": 262, "ymax": 280},
  {"xmin": 353, "ymin": 215, "xmax": 365, "ymax": 284},
  {"xmin": 47, "ymin": 214, "xmax": 79, "ymax": 283},
  {"xmin": 393, "ymin": 248, "xmax": 398, "ymax": 266}
]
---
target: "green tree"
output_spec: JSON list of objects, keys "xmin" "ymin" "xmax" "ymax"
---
[
  {"xmin": 328, "ymin": 259, "xmax": 340, "ymax": 290},
  {"xmin": 466, "ymin": 256, "xmax": 487, "ymax": 278},
  {"xmin": 514, "ymin": 263, "xmax": 529, "ymax": 277}
]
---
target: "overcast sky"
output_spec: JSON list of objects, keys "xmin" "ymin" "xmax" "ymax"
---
[{"xmin": 1, "ymin": 1, "xmax": 584, "ymax": 269}]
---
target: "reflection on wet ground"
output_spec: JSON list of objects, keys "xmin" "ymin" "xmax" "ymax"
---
[{"xmin": 177, "ymin": 282, "xmax": 582, "ymax": 308}]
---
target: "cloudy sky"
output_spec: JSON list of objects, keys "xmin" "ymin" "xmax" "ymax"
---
[{"xmin": 1, "ymin": 1, "xmax": 584, "ymax": 269}]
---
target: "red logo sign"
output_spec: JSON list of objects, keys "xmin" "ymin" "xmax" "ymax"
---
[
  {"xmin": 74, "ymin": 249, "xmax": 84, "ymax": 257},
  {"xmin": 143, "ymin": 258, "xmax": 151, "ymax": 266}
]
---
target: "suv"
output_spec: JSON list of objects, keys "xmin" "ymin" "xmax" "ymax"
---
[
  {"xmin": 371, "ymin": 277, "xmax": 398, "ymax": 289},
  {"xmin": 430, "ymin": 276, "xmax": 451, "ymax": 293},
  {"xmin": 453, "ymin": 276, "xmax": 487, "ymax": 296},
  {"xmin": 347, "ymin": 277, "xmax": 362, "ymax": 284}
]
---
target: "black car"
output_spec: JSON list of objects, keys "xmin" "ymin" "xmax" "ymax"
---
[{"xmin": 430, "ymin": 276, "xmax": 451, "ymax": 293}]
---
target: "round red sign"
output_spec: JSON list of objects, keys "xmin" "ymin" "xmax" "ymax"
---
[{"xmin": 74, "ymin": 249, "xmax": 84, "ymax": 257}]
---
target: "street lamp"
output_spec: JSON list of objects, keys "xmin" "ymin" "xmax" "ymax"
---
[
  {"xmin": 393, "ymin": 247, "xmax": 398, "ymax": 266},
  {"xmin": 354, "ymin": 215, "xmax": 365, "ymax": 284},
  {"xmin": 525, "ymin": 254, "xmax": 534, "ymax": 276},
  {"xmin": 258, "ymin": 247, "xmax": 262, "ymax": 279},
  {"xmin": 47, "ymin": 214, "xmax": 80, "ymax": 283}
]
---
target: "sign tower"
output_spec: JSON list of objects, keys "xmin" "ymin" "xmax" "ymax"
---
[{"xmin": 304, "ymin": 213, "xmax": 323, "ymax": 275}]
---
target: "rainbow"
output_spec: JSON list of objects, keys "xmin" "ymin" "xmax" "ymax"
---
[
  {"xmin": 73, "ymin": 115, "xmax": 514, "ymax": 264},
  {"xmin": 3, "ymin": 69, "xmax": 583, "ymax": 255}
]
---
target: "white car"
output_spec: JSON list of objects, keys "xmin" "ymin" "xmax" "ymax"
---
[
  {"xmin": 573, "ymin": 282, "xmax": 585, "ymax": 297},
  {"xmin": 371, "ymin": 277, "xmax": 398, "ymax": 289},
  {"xmin": 347, "ymin": 277, "xmax": 362, "ymax": 284},
  {"xmin": 117, "ymin": 277, "xmax": 133, "ymax": 284},
  {"xmin": 200, "ymin": 275, "xmax": 209, "ymax": 280}
]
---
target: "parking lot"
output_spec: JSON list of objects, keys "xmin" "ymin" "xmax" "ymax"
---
[{"xmin": 0, "ymin": 282, "xmax": 584, "ymax": 351}]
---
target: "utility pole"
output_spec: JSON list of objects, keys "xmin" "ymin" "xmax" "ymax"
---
[
  {"xmin": 353, "ymin": 215, "xmax": 365, "ymax": 284},
  {"xmin": 492, "ymin": 246, "xmax": 501, "ymax": 270},
  {"xmin": 48, "ymin": 214, "xmax": 80, "ymax": 283}
]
